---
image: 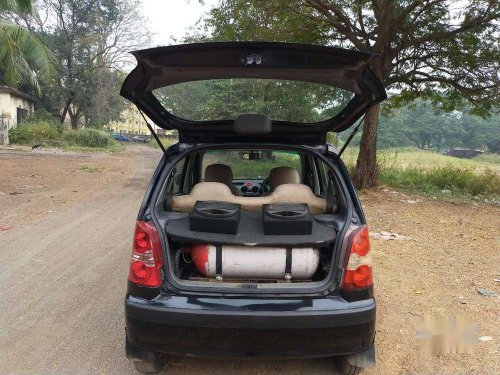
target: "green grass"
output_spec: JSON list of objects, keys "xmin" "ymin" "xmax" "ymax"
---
[
  {"xmin": 379, "ymin": 166, "xmax": 500, "ymax": 200},
  {"xmin": 9, "ymin": 121, "xmax": 123, "ymax": 152},
  {"xmin": 342, "ymin": 147, "xmax": 499, "ymax": 200},
  {"xmin": 342, "ymin": 147, "xmax": 500, "ymax": 173},
  {"xmin": 79, "ymin": 164, "xmax": 105, "ymax": 173}
]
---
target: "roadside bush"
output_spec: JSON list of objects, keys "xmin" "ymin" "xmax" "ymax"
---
[
  {"xmin": 9, "ymin": 121, "xmax": 62, "ymax": 145},
  {"xmin": 9, "ymin": 119, "xmax": 122, "ymax": 151},
  {"xmin": 62, "ymin": 129, "xmax": 115, "ymax": 148}
]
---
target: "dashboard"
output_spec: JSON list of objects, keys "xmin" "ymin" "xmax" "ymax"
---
[{"xmin": 232, "ymin": 179, "xmax": 265, "ymax": 196}]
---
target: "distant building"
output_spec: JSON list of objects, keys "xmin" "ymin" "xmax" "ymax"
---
[
  {"xmin": 0, "ymin": 86, "xmax": 36, "ymax": 144},
  {"xmin": 105, "ymin": 104, "xmax": 166, "ymax": 136}
]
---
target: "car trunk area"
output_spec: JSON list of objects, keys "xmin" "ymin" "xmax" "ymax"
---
[
  {"xmin": 150, "ymin": 144, "xmax": 353, "ymax": 294},
  {"xmin": 156, "ymin": 211, "xmax": 344, "ymax": 288}
]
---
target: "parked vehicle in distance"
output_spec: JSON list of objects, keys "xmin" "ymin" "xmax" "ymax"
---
[
  {"xmin": 112, "ymin": 133, "xmax": 130, "ymax": 142},
  {"xmin": 121, "ymin": 42, "xmax": 386, "ymax": 374},
  {"xmin": 132, "ymin": 135, "xmax": 151, "ymax": 143}
]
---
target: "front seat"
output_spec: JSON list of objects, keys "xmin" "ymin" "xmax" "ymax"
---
[
  {"xmin": 204, "ymin": 164, "xmax": 242, "ymax": 196},
  {"xmin": 268, "ymin": 166, "xmax": 300, "ymax": 192}
]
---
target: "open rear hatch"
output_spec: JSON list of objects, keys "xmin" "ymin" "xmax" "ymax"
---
[
  {"xmin": 122, "ymin": 42, "xmax": 384, "ymax": 294},
  {"xmin": 121, "ymin": 41, "xmax": 386, "ymax": 145}
]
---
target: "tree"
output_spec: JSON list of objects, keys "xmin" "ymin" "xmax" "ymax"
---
[
  {"xmin": 0, "ymin": 0, "xmax": 56, "ymax": 95},
  {"xmin": 22, "ymin": 0, "xmax": 149, "ymax": 128},
  {"xmin": 402, "ymin": 101, "xmax": 442, "ymax": 149},
  {"xmin": 154, "ymin": 78, "xmax": 351, "ymax": 123},
  {"xmin": 201, "ymin": 0, "xmax": 500, "ymax": 187}
]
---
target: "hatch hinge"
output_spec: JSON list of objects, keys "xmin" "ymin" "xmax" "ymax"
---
[
  {"xmin": 338, "ymin": 114, "xmax": 366, "ymax": 158},
  {"xmin": 137, "ymin": 107, "xmax": 167, "ymax": 154}
]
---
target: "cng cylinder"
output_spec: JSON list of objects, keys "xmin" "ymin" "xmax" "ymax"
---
[{"xmin": 189, "ymin": 244, "xmax": 320, "ymax": 280}]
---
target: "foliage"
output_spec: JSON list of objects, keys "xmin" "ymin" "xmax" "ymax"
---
[
  {"xmin": 341, "ymin": 147, "xmax": 500, "ymax": 173},
  {"xmin": 336, "ymin": 101, "xmax": 500, "ymax": 152},
  {"xmin": 200, "ymin": 0, "xmax": 500, "ymax": 187},
  {"xmin": 0, "ymin": 0, "xmax": 32, "ymax": 14},
  {"xmin": 9, "ymin": 118, "xmax": 122, "ymax": 151},
  {"xmin": 155, "ymin": 78, "xmax": 351, "ymax": 123},
  {"xmin": 0, "ymin": 0, "xmax": 56, "ymax": 95},
  {"xmin": 379, "ymin": 166, "xmax": 500, "ymax": 199},
  {"xmin": 85, "ymin": 69, "xmax": 128, "ymax": 128},
  {"xmin": 9, "ymin": 120, "xmax": 61, "ymax": 144},
  {"xmin": 79, "ymin": 164, "xmax": 105, "ymax": 173},
  {"xmin": 340, "ymin": 146, "xmax": 500, "ymax": 199},
  {"xmin": 326, "ymin": 132, "xmax": 340, "ymax": 147},
  {"xmin": 11, "ymin": 0, "xmax": 150, "ymax": 128},
  {"xmin": 148, "ymin": 137, "xmax": 177, "ymax": 150},
  {"xmin": 202, "ymin": 0, "xmax": 500, "ymax": 115},
  {"xmin": 62, "ymin": 129, "xmax": 117, "ymax": 148}
]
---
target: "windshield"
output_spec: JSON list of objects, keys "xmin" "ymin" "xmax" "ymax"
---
[
  {"xmin": 153, "ymin": 78, "xmax": 354, "ymax": 123},
  {"xmin": 202, "ymin": 150, "xmax": 301, "ymax": 179}
]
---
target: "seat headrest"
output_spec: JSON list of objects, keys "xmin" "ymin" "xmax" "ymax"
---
[
  {"xmin": 269, "ymin": 167, "xmax": 300, "ymax": 190},
  {"xmin": 171, "ymin": 182, "xmax": 327, "ymax": 214},
  {"xmin": 204, "ymin": 164, "xmax": 233, "ymax": 186}
]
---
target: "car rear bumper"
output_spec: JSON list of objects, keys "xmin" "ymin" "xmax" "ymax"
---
[{"xmin": 125, "ymin": 294, "xmax": 375, "ymax": 359}]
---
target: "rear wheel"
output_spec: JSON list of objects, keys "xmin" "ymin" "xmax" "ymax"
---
[
  {"xmin": 133, "ymin": 359, "xmax": 163, "ymax": 374},
  {"xmin": 335, "ymin": 356, "xmax": 363, "ymax": 375}
]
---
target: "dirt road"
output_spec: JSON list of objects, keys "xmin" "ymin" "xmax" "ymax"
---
[{"xmin": 1, "ymin": 144, "xmax": 498, "ymax": 375}]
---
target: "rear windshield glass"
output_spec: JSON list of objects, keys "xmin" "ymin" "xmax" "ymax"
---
[
  {"xmin": 152, "ymin": 79, "xmax": 354, "ymax": 123},
  {"xmin": 202, "ymin": 150, "xmax": 301, "ymax": 179}
]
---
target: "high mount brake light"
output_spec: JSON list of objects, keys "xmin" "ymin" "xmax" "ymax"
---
[
  {"xmin": 128, "ymin": 221, "xmax": 164, "ymax": 287},
  {"xmin": 342, "ymin": 225, "xmax": 373, "ymax": 291}
]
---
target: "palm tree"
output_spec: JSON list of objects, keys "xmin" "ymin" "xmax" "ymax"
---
[{"xmin": 0, "ymin": 0, "xmax": 56, "ymax": 95}]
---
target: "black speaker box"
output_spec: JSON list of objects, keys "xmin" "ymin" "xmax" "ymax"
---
[
  {"xmin": 189, "ymin": 201, "xmax": 241, "ymax": 234},
  {"xmin": 262, "ymin": 203, "xmax": 313, "ymax": 235}
]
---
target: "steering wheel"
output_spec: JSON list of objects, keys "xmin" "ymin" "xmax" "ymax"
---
[{"xmin": 261, "ymin": 177, "xmax": 270, "ymax": 194}]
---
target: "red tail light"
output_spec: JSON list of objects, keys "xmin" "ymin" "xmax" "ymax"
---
[
  {"xmin": 342, "ymin": 225, "xmax": 373, "ymax": 291},
  {"xmin": 128, "ymin": 221, "xmax": 164, "ymax": 287}
]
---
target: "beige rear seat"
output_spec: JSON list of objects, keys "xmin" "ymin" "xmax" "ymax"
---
[
  {"xmin": 171, "ymin": 182, "xmax": 326, "ymax": 214},
  {"xmin": 268, "ymin": 166, "xmax": 300, "ymax": 190},
  {"xmin": 204, "ymin": 163, "xmax": 242, "ymax": 196}
]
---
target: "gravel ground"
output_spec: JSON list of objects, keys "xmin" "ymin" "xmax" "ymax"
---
[{"xmin": 0, "ymin": 144, "xmax": 498, "ymax": 375}]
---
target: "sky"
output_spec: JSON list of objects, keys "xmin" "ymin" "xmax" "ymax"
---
[{"xmin": 142, "ymin": 0, "xmax": 220, "ymax": 46}]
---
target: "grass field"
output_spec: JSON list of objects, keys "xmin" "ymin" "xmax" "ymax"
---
[
  {"xmin": 342, "ymin": 147, "xmax": 499, "ymax": 200},
  {"xmin": 152, "ymin": 139, "xmax": 500, "ymax": 200},
  {"xmin": 341, "ymin": 147, "xmax": 500, "ymax": 173}
]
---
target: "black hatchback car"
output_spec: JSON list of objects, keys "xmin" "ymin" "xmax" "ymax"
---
[{"xmin": 121, "ymin": 42, "xmax": 386, "ymax": 374}]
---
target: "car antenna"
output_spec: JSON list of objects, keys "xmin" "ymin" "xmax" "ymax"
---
[
  {"xmin": 338, "ymin": 114, "xmax": 366, "ymax": 158},
  {"xmin": 137, "ymin": 108, "xmax": 167, "ymax": 154}
]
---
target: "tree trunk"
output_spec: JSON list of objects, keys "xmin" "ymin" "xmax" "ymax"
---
[
  {"xmin": 68, "ymin": 106, "xmax": 79, "ymax": 129},
  {"xmin": 70, "ymin": 113, "xmax": 79, "ymax": 129},
  {"xmin": 60, "ymin": 98, "xmax": 73, "ymax": 125},
  {"xmin": 353, "ymin": 104, "xmax": 380, "ymax": 189}
]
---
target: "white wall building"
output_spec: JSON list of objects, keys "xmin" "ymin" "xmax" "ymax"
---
[{"xmin": 0, "ymin": 86, "xmax": 36, "ymax": 145}]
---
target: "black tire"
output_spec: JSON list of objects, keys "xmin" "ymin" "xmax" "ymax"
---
[
  {"xmin": 335, "ymin": 356, "xmax": 363, "ymax": 375},
  {"xmin": 133, "ymin": 360, "xmax": 162, "ymax": 374}
]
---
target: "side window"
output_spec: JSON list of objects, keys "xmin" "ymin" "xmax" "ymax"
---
[
  {"xmin": 166, "ymin": 158, "xmax": 186, "ymax": 194},
  {"xmin": 315, "ymin": 158, "xmax": 331, "ymax": 196}
]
